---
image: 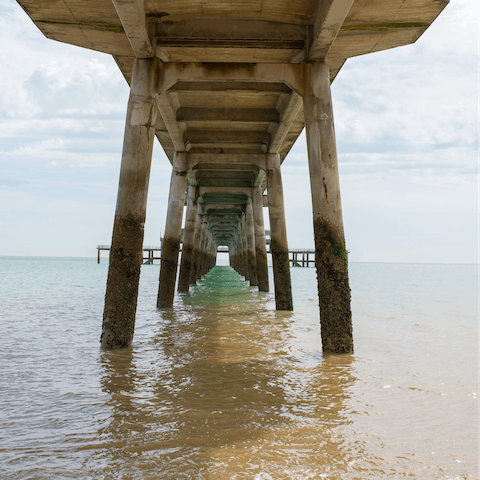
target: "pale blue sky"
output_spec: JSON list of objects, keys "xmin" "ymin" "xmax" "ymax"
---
[{"xmin": 0, "ymin": 0, "xmax": 478, "ymax": 263}]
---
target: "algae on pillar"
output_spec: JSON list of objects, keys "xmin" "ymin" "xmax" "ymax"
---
[
  {"xmin": 266, "ymin": 153, "xmax": 293, "ymax": 311},
  {"xmin": 157, "ymin": 152, "xmax": 188, "ymax": 308},
  {"xmin": 101, "ymin": 58, "xmax": 159, "ymax": 349},
  {"xmin": 304, "ymin": 61, "xmax": 353, "ymax": 354}
]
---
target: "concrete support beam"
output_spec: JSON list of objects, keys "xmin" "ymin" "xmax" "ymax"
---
[
  {"xmin": 246, "ymin": 203, "xmax": 258, "ymax": 286},
  {"xmin": 111, "ymin": 0, "xmax": 154, "ymax": 58},
  {"xmin": 161, "ymin": 63, "xmax": 305, "ymax": 98},
  {"xmin": 304, "ymin": 61, "xmax": 353, "ymax": 353},
  {"xmin": 177, "ymin": 108, "xmax": 279, "ymax": 124},
  {"xmin": 269, "ymin": 91, "xmax": 303, "ymax": 154},
  {"xmin": 252, "ymin": 185, "xmax": 269, "ymax": 292},
  {"xmin": 157, "ymin": 152, "xmax": 188, "ymax": 308},
  {"xmin": 177, "ymin": 184, "xmax": 197, "ymax": 291},
  {"xmin": 188, "ymin": 153, "xmax": 267, "ymax": 171},
  {"xmin": 266, "ymin": 153, "xmax": 293, "ymax": 311},
  {"xmin": 156, "ymin": 92, "xmax": 186, "ymax": 152},
  {"xmin": 308, "ymin": 0, "xmax": 355, "ymax": 61},
  {"xmin": 185, "ymin": 131, "xmax": 270, "ymax": 151},
  {"xmin": 101, "ymin": 58, "xmax": 158, "ymax": 349}
]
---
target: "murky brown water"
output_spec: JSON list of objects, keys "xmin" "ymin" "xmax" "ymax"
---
[{"xmin": 1, "ymin": 259, "xmax": 478, "ymax": 478}]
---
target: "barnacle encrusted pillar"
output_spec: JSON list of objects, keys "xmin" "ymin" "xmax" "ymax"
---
[
  {"xmin": 252, "ymin": 185, "xmax": 269, "ymax": 292},
  {"xmin": 178, "ymin": 184, "xmax": 197, "ymax": 291},
  {"xmin": 101, "ymin": 58, "xmax": 158, "ymax": 349},
  {"xmin": 157, "ymin": 152, "xmax": 188, "ymax": 308},
  {"xmin": 266, "ymin": 153, "xmax": 293, "ymax": 311},
  {"xmin": 304, "ymin": 60, "xmax": 353, "ymax": 354}
]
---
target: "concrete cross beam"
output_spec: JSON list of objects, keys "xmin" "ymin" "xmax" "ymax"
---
[
  {"xmin": 160, "ymin": 63, "xmax": 305, "ymax": 97},
  {"xmin": 269, "ymin": 91, "xmax": 304, "ymax": 154},
  {"xmin": 308, "ymin": 0, "xmax": 356, "ymax": 61},
  {"xmin": 111, "ymin": 0, "xmax": 154, "ymax": 58},
  {"xmin": 156, "ymin": 92, "xmax": 186, "ymax": 152},
  {"xmin": 176, "ymin": 108, "xmax": 279, "ymax": 124}
]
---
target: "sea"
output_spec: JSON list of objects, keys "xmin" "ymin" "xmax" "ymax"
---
[{"xmin": 0, "ymin": 256, "xmax": 478, "ymax": 479}]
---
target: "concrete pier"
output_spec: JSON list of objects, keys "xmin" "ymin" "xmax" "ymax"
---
[
  {"xmin": 101, "ymin": 58, "xmax": 158, "ymax": 349},
  {"xmin": 157, "ymin": 152, "xmax": 188, "ymax": 308},
  {"xmin": 19, "ymin": 0, "xmax": 449, "ymax": 350},
  {"xmin": 304, "ymin": 61, "xmax": 353, "ymax": 353},
  {"xmin": 266, "ymin": 153, "xmax": 293, "ymax": 311}
]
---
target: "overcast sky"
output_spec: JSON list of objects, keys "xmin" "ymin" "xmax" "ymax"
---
[{"xmin": 0, "ymin": 0, "xmax": 478, "ymax": 263}]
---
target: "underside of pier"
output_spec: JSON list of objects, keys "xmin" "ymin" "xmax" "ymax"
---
[{"xmin": 17, "ymin": 0, "xmax": 448, "ymax": 352}]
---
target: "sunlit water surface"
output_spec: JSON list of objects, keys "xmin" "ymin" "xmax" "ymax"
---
[{"xmin": 0, "ymin": 257, "xmax": 478, "ymax": 479}]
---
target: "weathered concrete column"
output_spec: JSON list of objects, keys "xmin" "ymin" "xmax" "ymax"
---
[
  {"xmin": 196, "ymin": 219, "xmax": 206, "ymax": 281},
  {"xmin": 200, "ymin": 230, "xmax": 210, "ymax": 277},
  {"xmin": 199, "ymin": 218, "xmax": 209, "ymax": 278},
  {"xmin": 239, "ymin": 218, "xmax": 248, "ymax": 279},
  {"xmin": 246, "ymin": 202, "xmax": 258, "ymax": 286},
  {"xmin": 157, "ymin": 152, "xmax": 188, "ymax": 308},
  {"xmin": 266, "ymin": 153, "xmax": 293, "ymax": 311},
  {"xmin": 101, "ymin": 58, "xmax": 159, "ymax": 349},
  {"xmin": 178, "ymin": 184, "xmax": 197, "ymax": 291},
  {"xmin": 304, "ymin": 61, "xmax": 353, "ymax": 354},
  {"xmin": 252, "ymin": 186, "xmax": 269, "ymax": 291},
  {"xmin": 190, "ymin": 204, "xmax": 203, "ymax": 285},
  {"xmin": 230, "ymin": 231, "xmax": 239, "ymax": 273}
]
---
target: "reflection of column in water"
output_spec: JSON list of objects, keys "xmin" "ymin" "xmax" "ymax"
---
[{"xmin": 96, "ymin": 267, "xmax": 357, "ymax": 478}]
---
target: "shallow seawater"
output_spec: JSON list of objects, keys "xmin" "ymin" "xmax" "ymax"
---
[{"xmin": 0, "ymin": 257, "xmax": 478, "ymax": 479}]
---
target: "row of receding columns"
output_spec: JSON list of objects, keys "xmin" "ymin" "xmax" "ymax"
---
[{"xmin": 101, "ymin": 57, "xmax": 353, "ymax": 354}]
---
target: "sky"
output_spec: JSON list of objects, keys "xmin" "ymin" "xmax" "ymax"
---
[{"xmin": 0, "ymin": 0, "xmax": 478, "ymax": 263}]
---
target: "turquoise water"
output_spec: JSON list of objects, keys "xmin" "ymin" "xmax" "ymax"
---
[{"xmin": 0, "ymin": 257, "xmax": 478, "ymax": 479}]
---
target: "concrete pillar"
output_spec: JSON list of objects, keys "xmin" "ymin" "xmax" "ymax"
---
[
  {"xmin": 190, "ymin": 204, "xmax": 203, "ymax": 285},
  {"xmin": 196, "ymin": 219, "xmax": 207, "ymax": 281},
  {"xmin": 252, "ymin": 186, "xmax": 269, "ymax": 292},
  {"xmin": 266, "ymin": 153, "xmax": 293, "ymax": 311},
  {"xmin": 178, "ymin": 184, "xmax": 197, "ymax": 291},
  {"xmin": 234, "ymin": 232, "xmax": 240, "ymax": 274},
  {"xmin": 101, "ymin": 58, "xmax": 158, "ymax": 349},
  {"xmin": 246, "ymin": 202, "xmax": 258, "ymax": 286},
  {"xmin": 239, "ymin": 217, "xmax": 248, "ymax": 279},
  {"xmin": 199, "ymin": 218, "xmax": 209, "ymax": 278},
  {"xmin": 157, "ymin": 152, "xmax": 188, "ymax": 308},
  {"xmin": 304, "ymin": 61, "xmax": 353, "ymax": 354},
  {"xmin": 200, "ymin": 230, "xmax": 210, "ymax": 277}
]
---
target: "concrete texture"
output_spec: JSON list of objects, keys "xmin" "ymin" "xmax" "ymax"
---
[
  {"xmin": 157, "ymin": 152, "xmax": 188, "ymax": 308},
  {"xmin": 253, "ymin": 185, "xmax": 269, "ymax": 292},
  {"xmin": 304, "ymin": 61, "xmax": 353, "ymax": 353},
  {"xmin": 246, "ymin": 203, "xmax": 258, "ymax": 286},
  {"xmin": 267, "ymin": 153, "xmax": 293, "ymax": 311},
  {"xmin": 101, "ymin": 58, "xmax": 158, "ymax": 349},
  {"xmin": 177, "ymin": 184, "xmax": 197, "ymax": 291}
]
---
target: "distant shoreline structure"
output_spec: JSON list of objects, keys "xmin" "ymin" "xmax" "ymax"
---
[{"xmin": 96, "ymin": 244, "xmax": 318, "ymax": 267}]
